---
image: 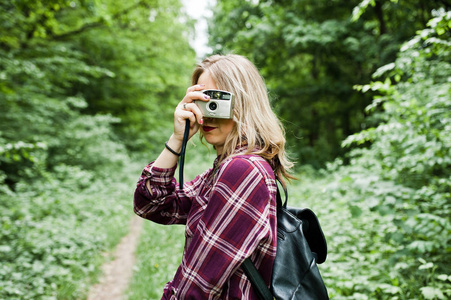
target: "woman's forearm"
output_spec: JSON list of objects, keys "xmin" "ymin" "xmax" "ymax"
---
[
  {"xmin": 153, "ymin": 134, "xmax": 182, "ymax": 169},
  {"xmin": 145, "ymin": 135, "xmax": 182, "ymax": 195}
]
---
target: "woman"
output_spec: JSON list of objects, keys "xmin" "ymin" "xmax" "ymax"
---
[{"xmin": 134, "ymin": 54, "xmax": 295, "ymax": 299}]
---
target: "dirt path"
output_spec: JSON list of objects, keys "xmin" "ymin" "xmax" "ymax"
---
[{"xmin": 87, "ymin": 215, "xmax": 144, "ymax": 300}]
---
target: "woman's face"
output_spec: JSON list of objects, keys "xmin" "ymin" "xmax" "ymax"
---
[{"xmin": 197, "ymin": 71, "xmax": 235, "ymax": 155}]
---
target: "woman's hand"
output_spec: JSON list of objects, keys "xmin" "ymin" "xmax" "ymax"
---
[
  {"xmin": 173, "ymin": 84, "xmax": 210, "ymax": 142},
  {"xmin": 152, "ymin": 84, "xmax": 210, "ymax": 170}
]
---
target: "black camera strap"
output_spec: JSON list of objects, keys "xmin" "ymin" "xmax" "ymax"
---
[{"xmin": 179, "ymin": 119, "xmax": 190, "ymax": 189}]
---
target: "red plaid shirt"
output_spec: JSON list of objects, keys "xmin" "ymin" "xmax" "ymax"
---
[{"xmin": 134, "ymin": 147, "xmax": 277, "ymax": 299}]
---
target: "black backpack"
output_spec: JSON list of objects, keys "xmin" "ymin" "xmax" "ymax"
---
[{"xmin": 242, "ymin": 180, "xmax": 329, "ymax": 300}]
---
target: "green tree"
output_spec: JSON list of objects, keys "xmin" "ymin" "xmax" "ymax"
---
[
  {"xmin": 67, "ymin": 0, "xmax": 197, "ymax": 153},
  {"xmin": 0, "ymin": 1, "xmax": 197, "ymax": 298},
  {"xmin": 0, "ymin": 0, "xmax": 196, "ymax": 186},
  {"xmin": 208, "ymin": 0, "xmax": 448, "ymax": 167}
]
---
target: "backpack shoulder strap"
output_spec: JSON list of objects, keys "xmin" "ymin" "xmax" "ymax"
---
[{"xmin": 241, "ymin": 258, "xmax": 273, "ymax": 300}]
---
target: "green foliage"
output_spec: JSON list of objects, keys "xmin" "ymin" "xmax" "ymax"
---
[
  {"xmin": 72, "ymin": 0, "xmax": 197, "ymax": 153},
  {"xmin": 308, "ymin": 9, "xmax": 451, "ymax": 299},
  {"xmin": 208, "ymin": 0, "xmax": 448, "ymax": 167},
  {"xmin": 0, "ymin": 0, "xmax": 196, "ymax": 186},
  {"xmin": 344, "ymin": 9, "xmax": 451, "ymax": 191},
  {"xmin": 0, "ymin": 163, "xmax": 138, "ymax": 299},
  {"xmin": 0, "ymin": 0, "xmax": 196, "ymax": 298},
  {"xmin": 0, "ymin": 35, "xmax": 128, "ymax": 186}
]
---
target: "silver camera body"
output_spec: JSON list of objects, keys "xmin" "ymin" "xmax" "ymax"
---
[{"xmin": 194, "ymin": 89, "xmax": 235, "ymax": 119}]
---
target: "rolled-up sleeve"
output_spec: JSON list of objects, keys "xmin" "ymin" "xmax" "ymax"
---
[{"xmin": 134, "ymin": 162, "xmax": 191, "ymax": 225}]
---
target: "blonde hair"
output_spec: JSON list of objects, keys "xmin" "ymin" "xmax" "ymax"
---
[{"xmin": 192, "ymin": 54, "xmax": 296, "ymax": 185}]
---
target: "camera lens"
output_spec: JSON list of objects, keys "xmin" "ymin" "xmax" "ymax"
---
[{"xmin": 208, "ymin": 102, "xmax": 218, "ymax": 110}]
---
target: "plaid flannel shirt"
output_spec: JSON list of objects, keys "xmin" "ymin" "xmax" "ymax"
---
[{"xmin": 134, "ymin": 147, "xmax": 278, "ymax": 299}]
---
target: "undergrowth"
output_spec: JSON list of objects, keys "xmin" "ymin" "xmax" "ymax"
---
[{"xmin": 0, "ymin": 163, "xmax": 139, "ymax": 299}]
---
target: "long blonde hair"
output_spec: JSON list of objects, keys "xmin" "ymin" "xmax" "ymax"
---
[{"xmin": 192, "ymin": 54, "xmax": 296, "ymax": 185}]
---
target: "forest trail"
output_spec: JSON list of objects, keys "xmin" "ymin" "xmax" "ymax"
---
[{"xmin": 87, "ymin": 215, "xmax": 144, "ymax": 300}]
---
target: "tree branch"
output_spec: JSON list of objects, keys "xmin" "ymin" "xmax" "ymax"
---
[
  {"xmin": 51, "ymin": 0, "xmax": 148, "ymax": 40},
  {"xmin": 374, "ymin": 0, "xmax": 387, "ymax": 35}
]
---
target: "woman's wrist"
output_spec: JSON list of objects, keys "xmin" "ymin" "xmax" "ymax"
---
[
  {"xmin": 166, "ymin": 134, "xmax": 183, "ymax": 155},
  {"xmin": 153, "ymin": 135, "xmax": 182, "ymax": 169},
  {"xmin": 165, "ymin": 142, "xmax": 180, "ymax": 156}
]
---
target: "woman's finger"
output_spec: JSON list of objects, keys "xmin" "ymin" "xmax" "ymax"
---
[
  {"xmin": 181, "ymin": 91, "xmax": 210, "ymax": 105},
  {"xmin": 173, "ymin": 84, "xmax": 208, "ymax": 140},
  {"xmin": 176, "ymin": 110, "xmax": 196, "ymax": 125},
  {"xmin": 175, "ymin": 109, "xmax": 200, "ymax": 139},
  {"xmin": 182, "ymin": 102, "xmax": 204, "ymax": 125},
  {"xmin": 186, "ymin": 84, "xmax": 205, "ymax": 94},
  {"xmin": 182, "ymin": 84, "xmax": 210, "ymax": 104}
]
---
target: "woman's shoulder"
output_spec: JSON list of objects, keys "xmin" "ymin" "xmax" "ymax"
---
[
  {"xmin": 213, "ymin": 154, "xmax": 277, "ymax": 201},
  {"xmin": 218, "ymin": 153, "xmax": 275, "ymax": 181}
]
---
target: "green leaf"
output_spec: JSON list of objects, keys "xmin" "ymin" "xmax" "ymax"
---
[
  {"xmin": 419, "ymin": 262, "xmax": 434, "ymax": 270},
  {"xmin": 420, "ymin": 287, "xmax": 446, "ymax": 300},
  {"xmin": 437, "ymin": 274, "xmax": 451, "ymax": 282},
  {"xmin": 349, "ymin": 205, "xmax": 363, "ymax": 218}
]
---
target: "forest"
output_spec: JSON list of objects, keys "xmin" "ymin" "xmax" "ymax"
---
[{"xmin": 0, "ymin": 0, "xmax": 450, "ymax": 299}]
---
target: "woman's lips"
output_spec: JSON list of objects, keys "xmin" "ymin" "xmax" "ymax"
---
[{"xmin": 202, "ymin": 126, "xmax": 216, "ymax": 132}]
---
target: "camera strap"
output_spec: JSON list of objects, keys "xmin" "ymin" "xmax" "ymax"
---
[{"xmin": 178, "ymin": 119, "xmax": 190, "ymax": 189}]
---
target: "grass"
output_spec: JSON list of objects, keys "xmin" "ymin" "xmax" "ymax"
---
[{"xmin": 126, "ymin": 222, "xmax": 185, "ymax": 299}]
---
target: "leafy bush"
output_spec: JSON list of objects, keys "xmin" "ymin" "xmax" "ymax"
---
[
  {"xmin": 307, "ymin": 10, "xmax": 451, "ymax": 299},
  {"xmin": 0, "ymin": 41, "xmax": 133, "ymax": 298},
  {"xmin": 0, "ymin": 163, "xmax": 138, "ymax": 299}
]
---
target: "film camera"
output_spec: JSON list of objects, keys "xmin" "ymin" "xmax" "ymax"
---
[{"xmin": 194, "ymin": 89, "xmax": 235, "ymax": 119}]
